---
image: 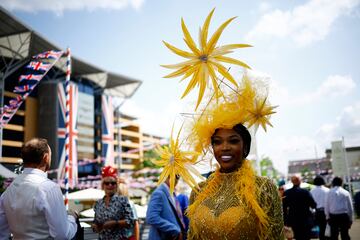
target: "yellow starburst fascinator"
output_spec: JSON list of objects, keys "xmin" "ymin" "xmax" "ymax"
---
[
  {"xmin": 152, "ymin": 125, "xmax": 204, "ymax": 194},
  {"xmin": 189, "ymin": 70, "xmax": 277, "ymax": 153},
  {"xmin": 162, "ymin": 8, "xmax": 252, "ymax": 110}
]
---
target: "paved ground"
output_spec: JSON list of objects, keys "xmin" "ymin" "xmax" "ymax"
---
[
  {"xmin": 139, "ymin": 220, "xmax": 360, "ymax": 240},
  {"xmin": 350, "ymin": 218, "xmax": 360, "ymax": 240},
  {"xmin": 85, "ymin": 219, "xmax": 360, "ymax": 240}
]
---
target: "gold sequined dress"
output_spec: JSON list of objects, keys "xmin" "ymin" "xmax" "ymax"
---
[{"xmin": 188, "ymin": 171, "xmax": 284, "ymax": 240}]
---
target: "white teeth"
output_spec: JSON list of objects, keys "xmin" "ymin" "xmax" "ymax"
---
[{"xmin": 221, "ymin": 156, "xmax": 232, "ymax": 161}]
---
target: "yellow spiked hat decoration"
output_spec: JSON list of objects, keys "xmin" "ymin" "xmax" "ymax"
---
[
  {"xmin": 161, "ymin": 8, "xmax": 252, "ymax": 110},
  {"xmin": 189, "ymin": 71, "xmax": 277, "ymax": 154},
  {"xmin": 151, "ymin": 125, "xmax": 204, "ymax": 194},
  {"xmin": 154, "ymin": 9, "xmax": 277, "ymax": 194}
]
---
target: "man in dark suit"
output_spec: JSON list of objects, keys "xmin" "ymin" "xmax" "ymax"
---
[
  {"xmin": 146, "ymin": 176, "xmax": 185, "ymax": 240},
  {"xmin": 283, "ymin": 175, "xmax": 317, "ymax": 240}
]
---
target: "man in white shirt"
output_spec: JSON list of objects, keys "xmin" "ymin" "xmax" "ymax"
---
[
  {"xmin": 311, "ymin": 176, "xmax": 329, "ymax": 240},
  {"xmin": 325, "ymin": 177, "xmax": 354, "ymax": 240},
  {"xmin": 0, "ymin": 138, "xmax": 78, "ymax": 240}
]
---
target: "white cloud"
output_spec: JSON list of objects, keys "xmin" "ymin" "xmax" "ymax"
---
[
  {"xmin": 0, "ymin": 0, "xmax": 145, "ymax": 15},
  {"xmin": 247, "ymin": 0, "xmax": 360, "ymax": 46},
  {"xmin": 239, "ymin": 70, "xmax": 355, "ymax": 108},
  {"xmin": 253, "ymin": 72, "xmax": 357, "ymax": 174},
  {"xmin": 318, "ymin": 75, "xmax": 356, "ymax": 97},
  {"xmin": 239, "ymin": 72, "xmax": 356, "ymax": 108},
  {"xmin": 291, "ymin": 75, "xmax": 356, "ymax": 105},
  {"xmin": 317, "ymin": 101, "xmax": 360, "ymax": 147}
]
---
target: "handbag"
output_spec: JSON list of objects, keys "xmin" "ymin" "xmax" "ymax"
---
[{"xmin": 325, "ymin": 223, "xmax": 331, "ymax": 237}]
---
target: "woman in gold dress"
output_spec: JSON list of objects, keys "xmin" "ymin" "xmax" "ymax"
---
[
  {"xmin": 155, "ymin": 7, "xmax": 284, "ymax": 240},
  {"xmin": 187, "ymin": 123, "xmax": 284, "ymax": 239}
]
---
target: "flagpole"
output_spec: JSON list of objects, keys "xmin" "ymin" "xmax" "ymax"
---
[
  {"xmin": 114, "ymin": 98, "xmax": 127, "ymax": 176},
  {"xmin": 64, "ymin": 48, "xmax": 71, "ymax": 210}
]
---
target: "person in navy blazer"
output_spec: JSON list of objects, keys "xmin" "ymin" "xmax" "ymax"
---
[
  {"xmin": 146, "ymin": 176, "xmax": 185, "ymax": 240},
  {"xmin": 283, "ymin": 175, "xmax": 317, "ymax": 240}
]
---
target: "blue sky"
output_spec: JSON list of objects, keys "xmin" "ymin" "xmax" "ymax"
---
[{"xmin": 2, "ymin": 0, "xmax": 360, "ymax": 173}]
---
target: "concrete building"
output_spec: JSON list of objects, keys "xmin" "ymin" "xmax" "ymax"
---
[
  {"xmin": 288, "ymin": 146, "xmax": 360, "ymax": 189},
  {"xmin": 288, "ymin": 157, "xmax": 332, "ymax": 183}
]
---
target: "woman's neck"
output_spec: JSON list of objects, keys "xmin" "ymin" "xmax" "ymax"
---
[
  {"xmin": 105, "ymin": 193, "xmax": 114, "ymax": 207},
  {"xmin": 219, "ymin": 162, "xmax": 243, "ymax": 173},
  {"xmin": 105, "ymin": 193, "xmax": 114, "ymax": 199}
]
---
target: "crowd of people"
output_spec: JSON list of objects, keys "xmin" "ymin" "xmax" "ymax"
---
[
  {"xmin": 280, "ymin": 175, "xmax": 354, "ymax": 240},
  {"xmin": 0, "ymin": 136, "xmax": 358, "ymax": 240},
  {"xmin": 0, "ymin": 138, "xmax": 140, "ymax": 240}
]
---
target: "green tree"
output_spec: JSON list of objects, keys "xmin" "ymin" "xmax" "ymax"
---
[
  {"xmin": 136, "ymin": 148, "xmax": 161, "ymax": 170},
  {"xmin": 260, "ymin": 156, "xmax": 279, "ymax": 179}
]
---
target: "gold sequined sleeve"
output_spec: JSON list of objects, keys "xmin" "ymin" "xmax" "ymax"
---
[
  {"xmin": 189, "ymin": 181, "xmax": 207, "ymax": 205},
  {"xmin": 187, "ymin": 181, "xmax": 207, "ymax": 240},
  {"xmin": 256, "ymin": 177, "xmax": 284, "ymax": 240}
]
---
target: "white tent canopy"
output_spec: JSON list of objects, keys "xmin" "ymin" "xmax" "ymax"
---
[
  {"xmin": 80, "ymin": 208, "xmax": 95, "ymax": 218},
  {"xmin": 0, "ymin": 164, "xmax": 17, "ymax": 178},
  {"xmin": 284, "ymin": 182, "xmax": 314, "ymax": 190},
  {"xmin": 80, "ymin": 204, "xmax": 147, "ymax": 219},
  {"xmin": 67, "ymin": 188, "xmax": 104, "ymax": 201}
]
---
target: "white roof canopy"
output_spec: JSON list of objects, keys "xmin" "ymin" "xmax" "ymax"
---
[{"xmin": 0, "ymin": 6, "xmax": 142, "ymax": 98}]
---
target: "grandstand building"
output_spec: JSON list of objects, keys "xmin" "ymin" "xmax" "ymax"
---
[
  {"xmin": 0, "ymin": 7, "xmax": 165, "ymax": 186},
  {"xmin": 288, "ymin": 157, "xmax": 332, "ymax": 183},
  {"xmin": 288, "ymin": 146, "xmax": 360, "ymax": 184}
]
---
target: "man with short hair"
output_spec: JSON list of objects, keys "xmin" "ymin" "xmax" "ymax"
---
[
  {"xmin": 311, "ymin": 175, "xmax": 329, "ymax": 240},
  {"xmin": 325, "ymin": 177, "xmax": 354, "ymax": 240},
  {"xmin": 0, "ymin": 138, "xmax": 77, "ymax": 239},
  {"xmin": 146, "ymin": 176, "xmax": 185, "ymax": 240},
  {"xmin": 283, "ymin": 175, "xmax": 317, "ymax": 240}
]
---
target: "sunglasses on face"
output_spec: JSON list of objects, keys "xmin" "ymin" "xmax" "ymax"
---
[{"xmin": 104, "ymin": 181, "xmax": 117, "ymax": 186}]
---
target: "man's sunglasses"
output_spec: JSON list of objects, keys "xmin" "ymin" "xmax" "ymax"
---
[{"xmin": 104, "ymin": 181, "xmax": 117, "ymax": 186}]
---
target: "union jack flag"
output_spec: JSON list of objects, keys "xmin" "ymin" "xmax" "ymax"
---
[
  {"xmin": 0, "ymin": 104, "xmax": 18, "ymax": 123},
  {"xmin": 19, "ymin": 74, "xmax": 43, "ymax": 82},
  {"xmin": 26, "ymin": 61, "xmax": 51, "ymax": 72},
  {"xmin": 14, "ymin": 84, "xmax": 33, "ymax": 93},
  {"xmin": 1, "ymin": 49, "xmax": 63, "ymax": 127},
  {"xmin": 101, "ymin": 95, "xmax": 115, "ymax": 166},
  {"xmin": 2, "ymin": 105, "xmax": 17, "ymax": 113},
  {"xmin": 34, "ymin": 50, "xmax": 63, "ymax": 59},
  {"xmin": 9, "ymin": 95, "xmax": 24, "ymax": 107},
  {"xmin": 57, "ymin": 82, "xmax": 79, "ymax": 188},
  {"xmin": 9, "ymin": 100, "xmax": 20, "ymax": 107},
  {"xmin": 2, "ymin": 111, "xmax": 13, "ymax": 118}
]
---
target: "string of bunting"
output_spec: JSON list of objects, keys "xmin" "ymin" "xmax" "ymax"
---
[{"xmin": 0, "ymin": 50, "xmax": 64, "ymax": 126}]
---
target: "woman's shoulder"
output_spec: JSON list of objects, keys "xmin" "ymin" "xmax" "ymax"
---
[
  {"xmin": 255, "ymin": 176, "xmax": 278, "ymax": 193},
  {"xmin": 113, "ymin": 194, "xmax": 130, "ymax": 203},
  {"xmin": 189, "ymin": 179, "xmax": 209, "ymax": 204},
  {"xmin": 94, "ymin": 197, "xmax": 104, "ymax": 210}
]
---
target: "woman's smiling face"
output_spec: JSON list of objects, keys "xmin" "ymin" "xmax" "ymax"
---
[
  {"xmin": 211, "ymin": 128, "xmax": 245, "ymax": 173},
  {"xmin": 102, "ymin": 176, "xmax": 117, "ymax": 195}
]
